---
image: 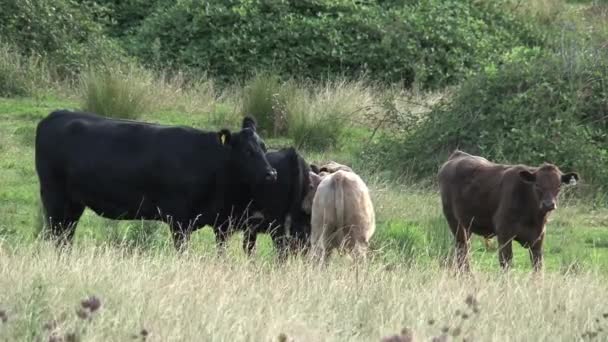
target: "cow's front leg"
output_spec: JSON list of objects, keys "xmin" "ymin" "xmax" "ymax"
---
[
  {"xmin": 269, "ymin": 225, "xmax": 288, "ymax": 262},
  {"xmin": 215, "ymin": 228, "xmax": 229, "ymax": 257},
  {"xmin": 243, "ymin": 228, "xmax": 257, "ymax": 256},
  {"xmin": 497, "ymin": 234, "xmax": 514, "ymax": 270},
  {"xmin": 170, "ymin": 221, "xmax": 191, "ymax": 253},
  {"xmin": 529, "ymin": 235, "xmax": 544, "ymax": 272}
]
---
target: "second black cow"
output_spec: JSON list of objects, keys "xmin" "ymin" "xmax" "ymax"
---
[{"xmin": 217, "ymin": 147, "xmax": 315, "ymax": 258}]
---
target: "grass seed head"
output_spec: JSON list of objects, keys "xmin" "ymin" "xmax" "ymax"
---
[
  {"xmin": 65, "ymin": 332, "xmax": 79, "ymax": 342},
  {"xmin": 81, "ymin": 296, "xmax": 102, "ymax": 312},
  {"xmin": 43, "ymin": 320, "xmax": 58, "ymax": 331},
  {"xmin": 431, "ymin": 334, "xmax": 448, "ymax": 342},
  {"xmin": 75, "ymin": 308, "xmax": 89, "ymax": 320},
  {"xmin": 465, "ymin": 294, "xmax": 478, "ymax": 308}
]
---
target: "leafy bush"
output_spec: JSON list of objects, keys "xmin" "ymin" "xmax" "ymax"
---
[
  {"xmin": 80, "ymin": 64, "xmax": 155, "ymax": 119},
  {"xmin": 129, "ymin": 0, "xmax": 542, "ymax": 88},
  {"xmin": 90, "ymin": 0, "xmax": 167, "ymax": 37},
  {"xmin": 0, "ymin": 0, "xmax": 125, "ymax": 77},
  {"xmin": 363, "ymin": 45, "xmax": 608, "ymax": 188}
]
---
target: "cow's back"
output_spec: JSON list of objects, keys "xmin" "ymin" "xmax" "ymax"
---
[
  {"xmin": 335, "ymin": 171, "xmax": 375, "ymax": 242},
  {"xmin": 37, "ymin": 110, "xmax": 225, "ymax": 177},
  {"xmin": 311, "ymin": 170, "xmax": 375, "ymax": 252},
  {"xmin": 438, "ymin": 151, "xmax": 506, "ymax": 233},
  {"xmin": 35, "ymin": 110, "xmax": 227, "ymax": 221}
]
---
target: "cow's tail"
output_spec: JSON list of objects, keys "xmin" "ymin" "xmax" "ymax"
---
[{"xmin": 334, "ymin": 174, "xmax": 346, "ymax": 235}]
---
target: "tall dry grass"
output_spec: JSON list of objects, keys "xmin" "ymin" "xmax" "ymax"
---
[
  {"xmin": 0, "ymin": 41, "xmax": 52, "ymax": 98},
  {"xmin": 0, "ymin": 242, "xmax": 606, "ymax": 341},
  {"xmin": 79, "ymin": 63, "xmax": 218, "ymax": 120},
  {"xmin": 79, "ymin": 64, "xmax": 155, "ymax": 120},
  {"xmin": 240, "ymin": 73, "xmax": 383, "ymax": 150}
]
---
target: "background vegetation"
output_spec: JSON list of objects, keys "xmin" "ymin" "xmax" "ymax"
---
[{"xmin": 1, "ymin": 0, "xmax": 608, "ymax": 340}]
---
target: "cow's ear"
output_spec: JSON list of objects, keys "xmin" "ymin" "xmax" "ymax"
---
[
  {"xmin": 519, "ymin": 170, "xmax": 536, "ymax": 183},
  {"xmin": 309, "ymin": 171, "xmax": 321, "ymax": 188},
  {"xmin": 561, "ymin": 172, "xmax": 579, "ymax": 185},
  {"xmin": 310, "ymin": 164, "xmax": 320, "ymax": 174},
  {"xmin": 218, "ymin": 129, "xmax": 231, "ymax": 146},
  {"xmin": 242, "ymin": 116, "xmax": 257, "ymax": 131}
]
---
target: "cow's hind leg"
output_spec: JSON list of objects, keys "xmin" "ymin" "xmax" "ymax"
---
[
  {"xmin": 454, "ymin": 226, "xmax": 472, "ymax": 272},
  {"xmin": 443, "ymin": 209, "xmax": 470, "ymax": 272},
  {"xmin": 40, "ymin": 186, "xmax": 84, "ymax": 248},
  {"xmin": 350, "ymin": 238, "xmax": 369, "ymax": 264}
]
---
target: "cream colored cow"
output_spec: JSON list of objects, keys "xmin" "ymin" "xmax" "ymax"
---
[{"xmin": 309, "ymin": 169, "xmax": 375, "ymax": 263}]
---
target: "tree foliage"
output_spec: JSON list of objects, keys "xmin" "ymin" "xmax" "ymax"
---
[{"xmin": 126, "ymin": 0, "xmax": 542, "ymax": 88}]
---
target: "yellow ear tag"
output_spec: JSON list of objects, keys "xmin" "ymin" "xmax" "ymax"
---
[{"xmin": 220, "ymin": 134, "xmax": 226, "ymax": 145}]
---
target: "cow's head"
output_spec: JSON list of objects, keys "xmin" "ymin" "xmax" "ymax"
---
[
  {"xmin": 221, "ymin": 116, "xmax": 277, "ymax": 183},
  {"xmin": 519, "ymin": 164, "xmax": 579, "ymax": 212},
  {"xmin": 301, "ymin": 171, "xmax": 324, "ymax": 214},
  {"xmin": 318, "ymin": 161, "xmax": 353, "ymax": 174}
]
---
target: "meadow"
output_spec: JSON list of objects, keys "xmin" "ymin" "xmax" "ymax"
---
[
  {"xmin": 1, "ymin": 87, "xmax": 607, "ymax": 341},
  {"xmin": 1, "ymin": 0, "xmax": 608, "ymax": 340}
]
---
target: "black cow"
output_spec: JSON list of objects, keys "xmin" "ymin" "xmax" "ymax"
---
[
  {"xmin": 216, "ymin": 148, "xmax": 314, "ymax": 258},
  {"xmin": 35, "ymin": 110, "xmax": 277, "ymax": 251}
]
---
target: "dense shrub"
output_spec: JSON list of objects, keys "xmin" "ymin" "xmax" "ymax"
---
[
  {"xmin": 0, "ymin": 0, "xmax": 124, "ymax": 77},
  {"xmin": 87, "ymin": 0, "xmax": 168, "ymax": 37},
  {"xmin": 128, "ymin": 0, "xmax": 542, "ymax": 88},
  {"xmin": 363, "ymin": 46, "xmax": 608, "ymax": 186}
]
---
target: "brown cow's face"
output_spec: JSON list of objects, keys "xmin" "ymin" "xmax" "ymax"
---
[{"xmin": 519, "ymin": 165, "xmax": 579, "ymax": 212}]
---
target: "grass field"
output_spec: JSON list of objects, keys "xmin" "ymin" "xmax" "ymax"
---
[
  {"xmin": 1, "ymin": 93, "xmax": 607, "ymax": 340},
  {"xmin": 1, "ymin": 245, "xmax": 608, "ymax": 341}
]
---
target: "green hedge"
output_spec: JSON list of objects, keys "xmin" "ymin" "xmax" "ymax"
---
[
  {"xmin": 128, "ymin": 0, "xmax": 543, "ymax": 88},
  {"xmin": 0, "ymin": 0, "xmax": 124, "ymax": 77},
  {"xmin": 363, "ymin": 46, "xmax": 608, "ymax": 186}
]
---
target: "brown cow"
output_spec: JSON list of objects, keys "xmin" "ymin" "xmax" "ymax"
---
[
  {"xmin": 309, "ymin": 169, "xmax": 375, "ymax": 263},
  {"xmin": 438, "ymin": 150, "xmax": 579, "ymax": 272}
]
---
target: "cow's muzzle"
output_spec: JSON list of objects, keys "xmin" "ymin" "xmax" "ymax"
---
[
  {"xmin": 265, "ymin": 169, "xmax": 278, "ymax": 182},
  {"xmin": 541, "ymin": 200, "xmax": 556, "ymax": 211}
]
